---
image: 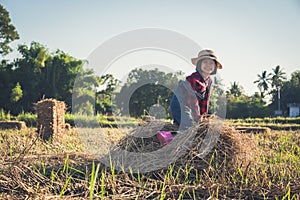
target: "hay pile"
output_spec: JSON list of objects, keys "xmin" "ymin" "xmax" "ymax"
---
[
  {"xmin": 36, "ymin": 98, "xmax": 66, "ymax": 140},
  {"xmin": 0, "ymin": 121, "xmax": 27, "ymax": 130},
  {"xmin": 111, "ymin": 115, "xmax": 256, "ymax": 173}
]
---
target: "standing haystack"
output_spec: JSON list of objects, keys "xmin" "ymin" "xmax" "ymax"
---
[{"xmin": 36, "ymin": 98, "xmax": 66, "ymax": 140}]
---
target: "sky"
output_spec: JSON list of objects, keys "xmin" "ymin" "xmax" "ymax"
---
[{"xmin": 1, "ymin": 0, "xmax": 300, "ymax": 95}]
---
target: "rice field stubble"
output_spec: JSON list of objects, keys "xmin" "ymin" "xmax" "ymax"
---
[{"xmin": 0, "ymin": 124, "xmax": 299, "ymax": 199}]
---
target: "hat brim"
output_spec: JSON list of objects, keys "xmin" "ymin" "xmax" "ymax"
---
[{"xmin": 191, "ymin": 56, "xmax": 222, "ymax": 69}]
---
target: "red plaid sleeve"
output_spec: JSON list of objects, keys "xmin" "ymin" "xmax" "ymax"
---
[{"xmin": 186, "ymin": 72, "xmax": 212, "ymax": 116}]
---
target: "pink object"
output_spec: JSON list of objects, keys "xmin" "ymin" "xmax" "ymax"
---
[{"xmin": 156, "ymin": 131, "xmax": 174, "ymax": 146}]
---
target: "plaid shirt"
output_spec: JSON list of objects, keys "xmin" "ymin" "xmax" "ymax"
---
[{"xmin": 185, "ymin": 72, "xmax": 212, "ymax": 120}]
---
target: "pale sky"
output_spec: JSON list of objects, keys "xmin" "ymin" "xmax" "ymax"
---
[{"xmin": 2, "ymin": 0, "xmax": 300, "ymax": 95}]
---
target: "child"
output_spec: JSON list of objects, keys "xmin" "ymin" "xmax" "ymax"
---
[{"xmin": 170, "ymin": 49, "xmax": 223, "ymax": 130}]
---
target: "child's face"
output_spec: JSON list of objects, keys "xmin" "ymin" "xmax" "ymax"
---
[{"xmin": 199, "ymin": 58, "xmax": 216, "ymax": 74}]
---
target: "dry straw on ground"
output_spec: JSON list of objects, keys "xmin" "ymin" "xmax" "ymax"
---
[
  {"xmin": 36, "ymin": 98, "xmax": 66, "ymax": 140},
  {"xmin": 112, "ymin": 115, "xmax": 256, "ymax": 173},
  {"xmin": 0, "ymin": 116, "xmax": 299, "ymax": 199}
]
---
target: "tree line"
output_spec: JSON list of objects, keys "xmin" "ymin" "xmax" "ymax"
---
[
  {"xmin": 0, "ymin": 4, "xmax": 299, "ymax": 119},
  {"xmin": 1, "ymin": 40, "xmax": 298, "ymax": 119},
  {"xmin": 225, "ymin": 65, "xmax": 300, "ymax": 118}
]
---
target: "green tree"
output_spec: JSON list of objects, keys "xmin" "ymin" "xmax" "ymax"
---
[
  {"xmin": 226, "ymin": 81, "xmax": 243, "ymax": 98},
  {"xmin": 277, "ymin": 70, "xmax": 300, "ymax": 116},
  {"xmin": 226, "ymin": 92, "xmax": 271, "ymax": 119},
  {"xmin": 13, "ymin": 42, "xmax": 51, "ymax": 111},
  {"xmin": 72, "ymin": 69, "xmax": 99, "ymax": 115},
  {"xmin": 226, "ymin": 94, "xmax": 249, "ymax": 118},
  {"xmin": 0, "ymin": 42, "xmax": 86, "ymax": 113},
  {"xmin": 0, "ymin": 5, "xmax": 19, "ymax": 56},
  {"xmin": 209, "ymin": 76, "xmax": 226, "ymax": 116},
  {"xmin": 269, "ymin": 65, "xmax": 287, "ymax": 89},
  {"xmin": 254, "ymin": 70, "xmax": 271, "ymax": 98},
  {"xmin": 0, "ymin": 60, "xmax": 14, "ymax": 111},
  {"xmin": 116, "ymin": 68, "xmax": 182, "ymax": 118},
  {"xmin": 96, "ymin": 74, "xmax": 119, "ymax": 114},
  {"xmin": 248, "ymin": 92, "xmax": 271, "ymax": 117},
  {"xmin": 43, "ymin": 50, "xmax": 84, "ymax": 108},
  {"xmin": 0, "ymin": 39, "xmax": 117, "ymax": 115},
  {"xmin": 10, "ymin": 82, "xmax": 23, "ymax": 102},
  {"xmin": 269, "ymin": 65, "xmax": 287, "ymax": 113},
  {"xmin": 225, "ymin": 81, "xmax": 270, "ymax": 118}
]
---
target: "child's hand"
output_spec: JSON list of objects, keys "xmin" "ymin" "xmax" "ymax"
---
[
  {"xmin": 200, "ymin": 114, "xmax": 205, "ymax": 122},
  {"xmin": 200, "ymin": 113, "xmax": 209, "ymax": 122}
]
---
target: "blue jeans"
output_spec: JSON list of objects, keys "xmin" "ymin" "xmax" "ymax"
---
[{"xmin": 170, "ymin": 95, "xmax": 193, "ymax": 130}]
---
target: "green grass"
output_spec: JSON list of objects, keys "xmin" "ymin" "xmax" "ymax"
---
[
  {"xmin": 16, "ymin": 111, "xmax": 37, "ymax": 127},
  {"xmin": 0, "ymin": 111, "xmax": 141, "ymax": 128},
  {"xmin": 228, "ymin": 116, "xmax": 300, "ymax": 124},
  {"xmin": 227, "ymin": 116, "xmax": 300, "ymax": 130},
  {"xmin": 228, "ymin": 121, "xmax": 300, "ymax": 130},
  {"xmin": 1, "ymin": 110, "xmax": 299, "ymax": 130}
]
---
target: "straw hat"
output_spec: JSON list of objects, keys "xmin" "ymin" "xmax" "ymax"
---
[{"xmin": 191, "ymin": 49, "xmax": 223, "ymax": 69}]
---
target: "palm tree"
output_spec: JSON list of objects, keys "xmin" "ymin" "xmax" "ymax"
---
[
  {"xmin": 254, "ymin": 70, "xmax": 271, "ymax": 98},
  {"xmin": 269, "ymin": 65, "xmax": 287, "ymax": 89},
  {"xmin": 227, "ymin": 81, "xmax": 243, "ymax": 98},
  {"xmin": 269, "ymin": 65, "xmax": 287, "ymax": 113}
]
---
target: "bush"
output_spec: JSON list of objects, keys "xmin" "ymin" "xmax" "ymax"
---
[
  {"xmin": 65, "ymin": 113, "xmax": 140, "ymax": 128},
  {"xmin": 0, "ymin": 109, "xmax": 11, "ymax": 121},
  {"xmin": 16, "ymin": 112, "xmax": 37, "ymax": 127},
  {"xmin": 0, "ymin": 111, "xmax": 141, "ymax": 128}
]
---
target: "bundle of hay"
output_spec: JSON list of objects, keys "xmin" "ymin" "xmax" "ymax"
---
[
  {"xmin": 107, "ymin": 115, "xmax": 256, "ymax": 173},
  {"xmin": 0, "ymin": 121, "xmax": 27, "ymax": 130},
  {"xmin": 175, "ymin": 119, "xmax": 256, "ymax": 171},
  {"xmin": 117, "ymin": 120, "xmax": 178, "ymax": 152},
  {"xmin": 36, "ymin": 98, "xmax": 66, "ymax": 140}
]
